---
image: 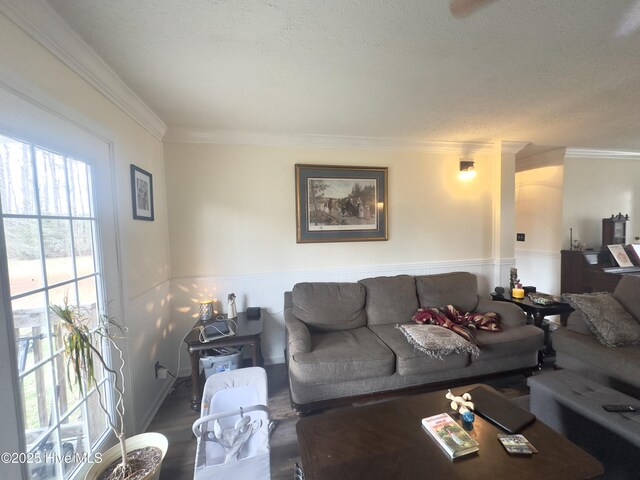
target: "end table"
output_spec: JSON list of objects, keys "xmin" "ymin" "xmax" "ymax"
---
[{"xmin": 183, "ymin": 311, "xmax": 263, "ymax": 411}]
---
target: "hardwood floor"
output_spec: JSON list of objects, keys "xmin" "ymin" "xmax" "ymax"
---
[{"xmin": 146, "ymin": 364, "xmax": 535, "ymax": 479}]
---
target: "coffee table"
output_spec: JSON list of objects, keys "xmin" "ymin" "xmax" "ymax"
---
[{"xmin": 296, "ymin": 384, "xmax": 603, "ymax": 480}]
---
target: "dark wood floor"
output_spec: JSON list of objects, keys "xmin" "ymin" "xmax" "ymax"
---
[{"xmin": 146, "ymin": 364, "xmax": 534, "ymax": 479}]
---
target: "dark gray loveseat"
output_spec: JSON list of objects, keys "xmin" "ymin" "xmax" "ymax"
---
[
  {"xmin": 284, "ymin": 272, "xmax": 544, "ymax": 414},
  {"xmin": 553, "ymin": 274, "xmax": 640, "ymax": 399}
]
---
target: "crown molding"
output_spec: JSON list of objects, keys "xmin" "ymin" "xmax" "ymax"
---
[
  {"xmin": 164, "ymin": 127, "xmax": 496, "ymax": 154},
  {"xmin": 564, "ymin": 147, "xmax": 640, "ymax": 160},
  {"xmin": 0, "ymin": 0, "xmax": 167, "ymax": 141},
  {"xmin": 500, "ymin": 141, "xmax": 529, "ymax": 156}
]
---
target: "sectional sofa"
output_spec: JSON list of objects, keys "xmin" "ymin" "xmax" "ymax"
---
[{"xmin": 284, "ymin": 272, "xmax": 544, "ymax": 414}]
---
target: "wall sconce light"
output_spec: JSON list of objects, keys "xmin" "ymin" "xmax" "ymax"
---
[{"xmin": 459, "ymin": 159, "xmax": 476, "ymax": 181}]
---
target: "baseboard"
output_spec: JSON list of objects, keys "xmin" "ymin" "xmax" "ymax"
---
[{"xmin": 137, "ymin": 378, "xmax": 174, "ymax": 434}]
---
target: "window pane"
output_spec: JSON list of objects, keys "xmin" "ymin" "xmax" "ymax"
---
[
  {"xmin": 42, "ymin": 219, "xmax": 74, "ymax": 286},
  {"xmin": 77, "ymin": 276, "xmax": 99, "ymax": 331},
  {"xmin": 73, "ymin": 220, "xmax": 96, "ymax": 277},
  {"xmin": 4, "ymin": 217, "xmax": 44, "ymax": 296},
  {"xmin": 13, "ymin": 293, "xmax": 51, "ymax": 372},
  {"xmin": 87, "ymin": 384, "xmax": 109, "ymax": 449},
  {"xmin": 22, "ymin": 361, "xmax": 56, "ymax": 449},
  {"xmin": 27, "ymin": 428, "xmax": 60, "ymax": 480},
  {"xmin": 0, "ymin": 134, "xmax": 36, "ymax": 215},
  {"xmin": 36, "ymin": 148, "xmax": 69, "ymax": 216},
  {"xmin": 53, "ymin": 353, "xmax": 81, "ymax": 419},
  {"xmin": 60, "ymin": 404, "xmax": 89, "ymax": 477},
  {"xmin": 68, "ymin": 158, "xmax": 93, "ymax": 218}
]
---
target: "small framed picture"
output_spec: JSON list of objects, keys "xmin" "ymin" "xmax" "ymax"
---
[
  {"xmin": 295, "ymin": 164, "xmax": 388, "ymax": 243},
  {"xmin": 130, "ymin": 164, "xmax": 154, "ymax": 221}
]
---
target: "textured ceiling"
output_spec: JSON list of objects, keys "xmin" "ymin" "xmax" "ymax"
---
[{"xmin": 47, "ymin": 0, "xmax": 640, "ymax": 150}]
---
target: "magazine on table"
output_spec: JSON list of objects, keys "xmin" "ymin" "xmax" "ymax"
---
[{"xmin": 421, "ymin": 413, "xmax": 479, "ymax": 459}]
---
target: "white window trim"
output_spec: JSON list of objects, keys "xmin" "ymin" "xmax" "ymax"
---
[{"xmin": 0, "ymin": 65, "xmax": 125, "ymax": 480}]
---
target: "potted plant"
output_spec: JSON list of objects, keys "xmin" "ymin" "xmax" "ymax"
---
[{"xmin": 50, "ymin": 300, "xmax": 168, "ymax": 480}]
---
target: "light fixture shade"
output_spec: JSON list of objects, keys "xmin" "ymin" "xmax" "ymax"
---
[
  {"xmin": 458, "ymin": 159, "xmax": 476, "ymax": 180},
  {"xmin": 460, "ymin": 160, "xmax": 475, "ymax": 171}
]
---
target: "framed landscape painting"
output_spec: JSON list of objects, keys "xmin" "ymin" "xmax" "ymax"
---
[
  {"xmin": 130, "ymin": 164, "xmax": 154, "ymax": 221},
  {"xmin": 295, "ymin": 164, "xmax": 388, "ymax": 243}
]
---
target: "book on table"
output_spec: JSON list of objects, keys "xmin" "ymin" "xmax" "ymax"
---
[{"xmin": 421, "ymin": 413, "xmax": 479, "ymax": 459}]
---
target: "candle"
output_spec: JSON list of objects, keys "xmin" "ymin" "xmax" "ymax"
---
[{"xmin": 512, "ymin": 288, "xmax": 525, "ymax": 299}]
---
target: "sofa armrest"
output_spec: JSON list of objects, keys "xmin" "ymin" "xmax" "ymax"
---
[
  {"xmin": 476, "ymin": 296, "xmax": 527, "ymax": 327},
  {"xmin": 285, "ymin": 309, "xmax": 312, "ymax": 356}
]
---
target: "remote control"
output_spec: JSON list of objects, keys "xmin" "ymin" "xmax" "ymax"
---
[{"xmin": 602, "ymin": 404, "xmax": 636, "ymax": 412}]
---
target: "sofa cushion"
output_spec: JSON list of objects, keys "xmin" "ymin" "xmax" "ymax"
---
[
  {"xmin": 553, "ymin": 327, "xmax": 640, "ymax": 398},
  {"xmin": 289, "ymin": 327, "xmax": 395, "ymax": 384},
  {"xmin": 472, "ymin": 325, "xmax": 544, "ymax": 361},
  {"xmin": 564, "ymin": 292, "xmax": 640, "ymax": 347},
  {"xmin": 292, "ymin": 282, "xmax": 366, "ymax": 331},
  {"xmin": 415, "ymin": 272, "xmax": 479, "ymax": 312},
  {"xmin": 358, "ymin": 275, "xmax": 419, "ymax": 325},
  {"xmin": 566, "ymin": 311, "xmax": 592, "ymax": 336},
  {"xmin": 369, "ymin": 324, "xmax": 470, "ymax": 376},
  {"xmin": 614, "ymin": 274, "xmax": 640, "ymax": 322}
]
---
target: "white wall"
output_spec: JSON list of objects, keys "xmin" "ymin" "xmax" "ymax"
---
[
  {"xmin": 164, "ymin": 141, "xmax": 499, "ymax": 364},
  {"xmin": 0, "ymin": 9, "xmax": 174, "ymax": 439},
  {"xmin": 515, "ymin": 149, "xmax": 565, "ymax": 294},
  {"xmin": 563, "ymin": 154, "xmax": 640, "ymax": 250}
]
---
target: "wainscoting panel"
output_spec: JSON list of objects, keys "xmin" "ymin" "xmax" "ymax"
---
[
  {"xmin": 170, "ymin": 259, "xmax": 503, "ymax": 369},
  {"xmin": 125, "ymin": 280, "xmax": 174, "ymax": 434}
]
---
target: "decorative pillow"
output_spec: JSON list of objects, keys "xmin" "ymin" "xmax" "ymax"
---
[
  {"xmin": 397, "ymin": 324, "xmax": 480, "ymax": 359},
  {"xmin": 563, "ymin": 292, "xmax": 640, "ymax": 347}
]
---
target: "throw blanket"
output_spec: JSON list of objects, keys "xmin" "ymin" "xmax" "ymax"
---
[
  {"xmin": 412, "ymin": 305, "xmax": 501, "ymax": 345},
  {"xmin": 397, "ymin": 324, "xmax": 480, "ymax": 359}
]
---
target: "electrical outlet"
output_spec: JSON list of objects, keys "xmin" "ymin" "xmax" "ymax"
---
[
  {"xmin": 517, "ymin": 233, "xmax": 525, "ymax": 242},
  {"xmin": 157, "ymin": 367, "xmax": 168, "ymax": 379}
]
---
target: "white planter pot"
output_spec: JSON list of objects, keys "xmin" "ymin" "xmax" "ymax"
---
[{"xmin": 85, "ymin": 432, "xmax": 168, "ymax": 480}]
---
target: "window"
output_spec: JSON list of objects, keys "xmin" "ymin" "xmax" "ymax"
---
[{"xmin": 0, "ymin": 133, "xmax": 110, "ymax": 479}]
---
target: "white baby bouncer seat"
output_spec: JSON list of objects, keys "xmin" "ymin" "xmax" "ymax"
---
[{"xmin": 192, "ymin": 366, "xmax": 271, "ymax": 479}]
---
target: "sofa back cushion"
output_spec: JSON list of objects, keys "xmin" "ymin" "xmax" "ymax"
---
[
  {"xmin": 292, "ymin": 282, "xmax": 366, "ymax": 331},
  {"xmin": 415, "ymin": 272, "xmax": 479, "ymax": 312},
  {"xmin": 358, "ymin": 275, "xmax": 419, "ymax": 325},
  {"xmin": 614, "ymin": 274, "xmax": 640, "ymax": 321}
]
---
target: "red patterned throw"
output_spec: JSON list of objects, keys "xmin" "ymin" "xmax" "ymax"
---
[{"xmin": 411, "ymin": 305, "xmax": 501, "ymax": 345}]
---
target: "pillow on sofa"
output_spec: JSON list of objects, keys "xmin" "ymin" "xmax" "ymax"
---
[
  {"xmin": 359, "ymin": 275, "xmax": 419, "ymax": 326},
  {"xmin": 292, "ymin": 282, "xmax": 366, "ymax": 331},
  {"xmin": 397, "ymin": 324, "xmax": 480, "ymax": 359},
  {"xmin": 563, "ymin": 292, "xmax": 640, "ymax": 347},
  {"xmin": 415, "ymin": 272, "xmax": 479, "ymax": 313}
]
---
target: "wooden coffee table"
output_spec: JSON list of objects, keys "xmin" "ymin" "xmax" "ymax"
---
[{"xmin": 297, "ymin": 384, "xmax": 604, "ymax": 480}]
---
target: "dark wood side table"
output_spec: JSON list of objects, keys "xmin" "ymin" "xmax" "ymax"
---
[
  {"xmin": 491, "ymin": 293, "xmax": 574, "ymax": 328},
  {"xmin": 183, "ymin": 311, "xmax": 263, "ymax": 411},
  {"xmin": 491, "ymin": 293, "xmax": 574, "ymax": 362}
]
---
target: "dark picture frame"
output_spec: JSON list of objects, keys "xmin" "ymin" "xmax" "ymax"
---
[
  {"xmin": 295, "ymin": 164, "xmax": 388, "ymax": 243},
  {"xmin": 130, "ymin": 164, "xmax": 154, "ymax": 221}
]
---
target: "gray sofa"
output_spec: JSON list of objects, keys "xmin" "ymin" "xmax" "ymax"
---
[
  {"xmin": 284, "ymin": 272, "xmax": 544, "ymax": 414},
  {"xmin": 553, "ymin": 274, "xmax": 640, "ymax": 399}
]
